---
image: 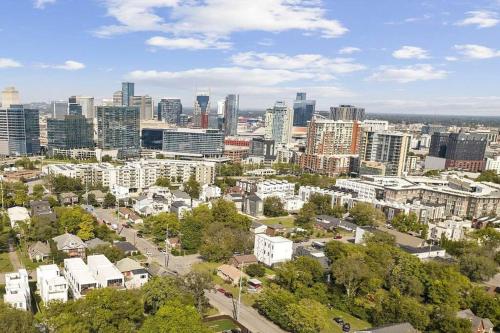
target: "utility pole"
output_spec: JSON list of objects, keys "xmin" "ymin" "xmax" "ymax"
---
[
  {"xmin": 236, "ymin": 260, "xmax": 244, "ymax": 321},
  {"xmin": 165, "ymin": 224, "xmax": 170, "ymax": 267},
  {"xmin": 0, "ymin": 176, "xmax": 4, "ymax": 211}
]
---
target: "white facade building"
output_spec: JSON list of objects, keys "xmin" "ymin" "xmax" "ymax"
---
[
  {"xmin": 87, "ymin": 255, "xmax": 124, "ymax": 289},
  {"xmin": 7, "ymin": 206, "xmax": 30, "ymax": 228},
  {"xmin": 265, "ymin": 101, "xmax": 293, "ymax": 145},
  {"xmin": 36, "ymin": 264, "xmax": 68, "ymax": 304},
  {"xmin": 199, "ymin": 184, "xmax": 222, "ymax": 202},
  {"xmin": 4, "ymin": 269, "xmax": 31, "ymax": 311},
  {"xmin": 485, "ymin": 156, "xmax": 500, "ymax": 174},
  {"xmin": 428, "ymin": 218, "xmax": 472, "ymax": 242},
  {"xmin": 254, "ymin": 234, "xmax": 293, "ymax": 266},
  {"xmin": 63, "ymin": 258, "xmax": 98, "ymax": 299},
  {"xmin": 255, "ymin": 180, "xmax": 295, "ymax": 199},
  {"xmin": 116, "ymin": 258, "xmax": 149, "ymax": 289}
]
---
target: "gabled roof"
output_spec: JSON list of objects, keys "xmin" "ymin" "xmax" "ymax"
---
[
  {"xmin": 171, "ymin": 190, "xmax": 191, "ymax": 200},
  {"xmin": 28, "ymin": 241, "xmax": 51, "ymax": 256},
  {"xmin": 231, "ymin": 254, "xmax": 258, "ymax": 265},
  {"xmin": 52, "ymin": 233, "xmax": 86, "ymax": 251},
  {"xmin": 116, "ymin": 258, "xmax": 143, "ymax": 273},
  {"xmin": 114, "ymin": 241, "xmax": 138, "ymax": 253}
]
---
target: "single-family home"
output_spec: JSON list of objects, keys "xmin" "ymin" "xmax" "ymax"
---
[
  {"xmin": 83, "ymin": 190, "xmax": 106, "ymax": 205},
  {"xmin": 60, "ymin": 192, "xmax": 79, "ymax": 205},
  {"xmin": 118, "ymin": 207, "xmax": 144, "ymax": 224},
  {"xmin": 3, "ymin": 269, "xmax": 31, "ymax": 311},
  {"xmin": 229, "ymin": 254, "xmax": 258, "ymax": 269},
  {"xmin": 217, "ymin": 264, "xmax": 248, "ymax": 285},
  {"xmin": 116, "ymin": 258, "xmax": 149, "ymax": 289},
  {"xmin": 243, "ymin": 194, "xmax": 264, "ymax": 217},
  {"xmin": 52, "ymin": 233, "xmax": 87, "ymax": 259},
  {"xmin": 316, "ymin": 215, "xmax": 358, "ymax": 233},
  {"xmin": 171, "ymin": 190, "xmax": 191, "ymax": 205},
  {"xmin": 223, "ymin": 193, "xmax": 244, "ymax": 211},
  {"xmin": 114, "ymin": 241, "xmax": 139, "ymax": 256},
  {"xmin": 200, "ymin": 184, "xmax": 222, "ymax": 202},
  {"xmin": 87, "ymin": 255, "xmax": 124, "ymax": 289},
  {"xmin": 250, "ymin": 221, "xmax": 267, "ymax": 234},
  {"xmin": 7, "ymin": 206, "xmax": 30, "ymax": 228},
  {"xmin": 36, "ymin": 264, "xmax": 68, "ymax": 304},
  {"xmin": 170, "ymin": 201, "xmax": 192, "ymax": 219},
  {"xmin": 254, "ymin": 234, "xmax": 293, "ymax": 267},
  {"xmin": 28, "ymin": 241, "xmax": 51, "ymax": 262},
  {"xmin": 30, "ymin": 200, "xmax": 56, "ymax": 222},
  {"xmin": 85, "ymin": 238, "xmax": 110, "ymax": 250},
  {"xmin": 63, "ymin": 258, "xmax": 97, "ymax": 299},
  {"xmin": 294, "ymin": 246, "xmax": 330, "ymax": 270},
  {"xmin": 456, "ymin": 309, "xmax": 494, "ymax": 333},
  {"xmin": 265, "ymin": 224, "xmax": 287, "ymax": 236}
]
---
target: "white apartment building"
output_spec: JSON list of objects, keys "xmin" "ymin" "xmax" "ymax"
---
[
  {"xmin": 428, "ymin": 218, "xmax": 472, "ymax": 242},
  {"xmin": 87, "ymin": 255, "xmax": 124, "ymax": 289},
  {"xmin": 265, "ymin": 101, "xmax": 294, "ymax": 145},
  {"xmin": 361, "ymin": 120, "xmax": 389, "ymax": 132},
  {"xmin": 4, "ymin": 269, "xmax": 31, "ymax": 311},
  {"xmin": 255, "ymin": 180, "xmax": 295, "ymax": 199},
  {"xmin": 485, "ymin": 156, "xmax": 500, "ymax": 174},
  {"xmin": 254, "ymin": 234, "xmax": 293, "ymax": 266},
  {"xmin": 36, "ymin": 264, "xmax": 68, "ymax": 304},
  {"xmin": 199, "ymin": 184, "xmax": 222, "ymax": 202},
  {"xmin": 63, "ymin": 258, "xmax": 98, "ymax": 299},
  {"xmin": 298, "ymin": 186, "xmax": 354, "ymax": 207},
  {"xmin": 335, "ymin": 178, "xmax": 380, "ymax": 200}
]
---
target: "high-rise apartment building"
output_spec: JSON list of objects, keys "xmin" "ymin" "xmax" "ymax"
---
[
  {"xmin": 292, "ymin": 92, "xmax": 316, "ymax": 127},
  {"xmin": 131, "ymin": 95, "xmax": 153, "ymax": 120},
  {"xmin": 96, "ymin": 106, "xmax": 140, "ymax": 158},
  {"xmin": 51, "ymin": 100, "xmax": 68, "ymax": 119},
  {"xmin": 75, "ymin": 96, "xmax": 95, "ymax": 119},
  {"xmin": 157, "ymin": 98, "xmax": 182, "ymax": 124},
  {"xmin": 359, "ymin": 131, "xmax": 411, "ymax": 176},
  {"xmin": 121, "ymin": 82, "xmax": 134, "ymax": 107},
  {"xmin": 330, "ymin": 105, "xmax": 365, "ymax": 121},
  {"xmin": 193, "ymin": 92, "xmax": 210, "ymax": 128},
  {"xmin": 429, "ymin": 132, "xmax": 487, "ymax": 172},
  {"xmin": 68, "ymin": 96, "xmax": 82, "ymax": 116},
  {"xmin": 0, "ymin": 105, "xmax": 40, "ymax": 156},
  {"xmin": 162, "ymin": 128, "xmax": 224, "ymax": 157},
  {"xmin": 112, "ymin": 91, "xmax": 123, "ymax": 106},
  {"xmin": 47, "ymin": 115, "xmax": 94, "ymax": 153},
  {"xmin": 264, "ymin": 101, "xmax": 293, "ymax": 145},
  {"xmin": 1, "ymin": 87, "xmax": 20, "ymax": 108},
  {"xmin": 224, "ymin": 94, "xmax": 239, "ymax": 136}
]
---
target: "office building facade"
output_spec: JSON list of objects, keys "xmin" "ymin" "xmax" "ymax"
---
[
  {"xmin": 131, "ymin": 95, "xmax": 153, "ymax": 120},
  {"xmin": 224, "ymin": 94, "xmax": 239, "ymax": 136},
  {"xmin": 141, "ymin": 128, "xmax": 164, "ymax": 150},
  {"xmin": 162, "ymin": 128, "xmax": 224, "ymax": 157},
  {"xmin": 68, "ymin": 96, "xmax": 82, "ymax": 116},
  {"xmin": 0, "ymin": 105, "xmax": 40, "ymax": 156},
  {"xmin": 96, "ymin": 106, "xmax": 140, "ymax": 158},
  {"xmin": 75, "ymin": 96, "xmax": 95, "ymax": 119},
  {"xmin": 121, "ymin": 82, "xmax": 134, "ymax": 107},
  {"xmin": 1, "ymin": 86, "xmax": 20, "ymax": 108},
  {"xmin": 193, "ymin": 92, "xmax": 210, "ymax": 128},
  {"xmin": 330, "ymin": 105, "xmax": 365, "ymax": 121},
  {"xmin": 292, "ymin": 92, "xmax": 316, "ymax": 127},
  {"xmin": 47, "ymin": 115, "xmax": 94, "ymax": 153},
  {"xmin": 265, "ymin": 101, "xmax": 293, "ymax": 145},
  {"xmin": 51, "ymin": 100, "xmax": 68, "ymax": 119},
  {"xmin": 157, "ymin": 98, "xmax": 182, "ymax": 124}
]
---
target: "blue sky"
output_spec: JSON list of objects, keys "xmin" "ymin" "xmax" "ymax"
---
[{"xmin": 1, "ymin": 0, "xmax": 500, "ymax": 114}]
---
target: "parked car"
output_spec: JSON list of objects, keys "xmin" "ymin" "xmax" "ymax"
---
[
  {"xmin": 217, "ymin": 288, "xmax": 226, "ymax": 294},
  {"xmin": 224, "ymin": 291, "xmax": 233, "ymax": 298},
  {"xmin": 342, "ymin": 323, "xmax": 351, "ymax": 332},
  {"xmin": 334, "ymin": 318, "xmax": 344, "ymax": 324},
  {"xmin": 334, "ymin": 234, "xmax": 342, "ymax": 239},
  {"xmin": 111, "ymin": 223, "xmax": 118, "ymax": 230}
]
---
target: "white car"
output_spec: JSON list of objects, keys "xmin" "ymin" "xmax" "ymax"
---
[{"xmin": 111, "ymin": 224, "xmax": 118, "ymax": 230}]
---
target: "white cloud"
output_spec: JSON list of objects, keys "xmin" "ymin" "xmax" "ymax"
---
[
  {"xmin": 454, "ymin": 44, "xmax": 500, "ymax": 59},
  {"xmin": 40, "ymin": 60, "xmax": 86, "ymax": 70},
  {"xmin": 392, "ymin": 46, "xmax": 430, "ymax": 59},
  {"xmin": 338, "ymin": 47, "xmax": 361, "ymax": 55},
  {"xmin": 0, "ymin": 58, "xmax": 22, "ymax": 68},
  {"xmin": 455, "ymin": 10, "xmax": 499, "ymax": 28},
  {"xmin": 445, "ymin": 56, "xmax": 458, "ymax": 62},
  {"xmin": 95, "ymin": 0, "xmax": 348, "ymax": 42},
  {"xmin": 369, "ymin": 64, "xmax": 448, "ymax": 83},
  {"xmin": 231, "ymin": 52, "xmax": 366, "ymax": 74},
  {"xmin": 34, "ymin": 0, "xmax": 56, "ymax": 9},
  {"xmin": 146, "ymin": 36, "xmax": 231, "ymax": 50}
]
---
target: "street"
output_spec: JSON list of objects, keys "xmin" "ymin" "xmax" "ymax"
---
[{"xmin": 206, "ymin": 291, "xmax": 288, "ymax": 333}]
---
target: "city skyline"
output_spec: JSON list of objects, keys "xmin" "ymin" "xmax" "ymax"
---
[{"xmin": 0, "ymin": 1, "xmax": 499, "ymax": 114}]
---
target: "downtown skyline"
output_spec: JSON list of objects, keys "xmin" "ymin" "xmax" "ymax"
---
[{"xmin": 0, "ymin": 0, "xmax": 500, "ymax": 114}]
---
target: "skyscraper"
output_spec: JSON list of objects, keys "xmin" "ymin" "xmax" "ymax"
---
[
  {"xmin": 193, "ymin": 92, "xmax": 210, "ymax": 128},
  {"xmin": 51, "ymin": 100, "xmax": 68, "ymax": 119},
  {"xmin": 0, "ymin": 105, "xmax": 40, "ymax": 156},
  {"xmin": 131, "ymin": 95, "xmax": 153, "ymax": 120},
  {"xmin": 157, "ymin": 98, "xmax": 182, "ymax": 124},
  {"xmin": 75, "ymin": 96, "xmax": 95, "ymax": 118},
  {"xmin": 68, "ymin": 96, "xmax": 82, "ymax": 116},
  {"xmin": 292, "ymin": 92, "xmax": 316, "ymax": 127},
  {"xmin": 1, "ymin": 87, "xmax": 20, "ymax": 108},
  {"xmin": 47, "ymin": 115, "xmax": 93, "ymax": 153},
  {"xmin": 113, "ymin": 91, "xmax": 123, "ymax": 106},
  {"xmin": 264, "ymin": 101, "xmax": 293, "ymax": 145},
  {"xmin": 121, "ymin": 82, "xmax": 134, "ymax": 107},
  {"xmin": 224, "ymin": 94, "xmax": 239, "ymax": 136},
  {"xmin": 162, "ymin": 128, "xmax": 224, "ymax": 157},
  {"xmin": 96, "ymin": 106, "xmax": 140, "ymax": 158},
  {"xmin": 330, "ymin": 105, "xmax": 365, "ymax": 121}
]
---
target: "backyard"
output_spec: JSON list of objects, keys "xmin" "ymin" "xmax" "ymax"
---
[
  {"xmin": 259, "ymin": 216, "xmax": 296, "ymax": 228},
  {"xmin": 0, "ymin": 252, "xmax": 13, "ymax": 272}
]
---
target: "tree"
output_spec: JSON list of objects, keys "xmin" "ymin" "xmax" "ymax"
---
[
  {"xmin": 0, "ymin": 301, "xmax": 36, "ymax": 333},
  {"xmin": 285, "ymin": 299, "xmax": 332, "ymax": 333},
  {"xmin": 246, "ymin": 263, "xmax": 265, "ymax": 277},
  {"xmin": 49, "ymin": 175, "xmax": 83, "ymax": 194},
  {"xmin": 86, "ymin": 193, "xmax": 98, "ymax": 206},
  {"xmin": 139, "ymin": 300, "xmax": 211, "ymax": 333},
  {"xmin": 254, "ymin": 285, "xmax": 297, "ymax": 329},
  {"xmin": 263, "ymin": 196, "xmax": 287, "ymax": 217},
  {"xmin": 295, "ymin": 202, "xmax": 316, "ymax": 229},
  {"xmin": 183, "ymin": 175, "xmax": 200, "ymax": 201},
  {"xmin": 179, "ymin": 205, "xmax": 213, "ymax": 251},
  {"xmin": 459, "ymin": 254, "xmax": 498, "ymax": 282},
  {"xmin": 32, "ymin": 184, "xmax": 45, "ymax": 200},
  {"xmin": 211, "ymin": 199, "xmax": 250, "ymax": 229},
  {"xmin": 88, "ymin": 244, "xmax": 125, "ymax": 263},
  {"xmin": 155, "ymin": 177, "xmax": 172, "ymax": 188},
  {"xmin": 77, "ymin": 215, "xmax": 95, "ymax": 241},
  {"xmin": 276, "ymin": 257, "xmax": 324, "ymax": 292},
  {"xmin": 349, "ymin": 203, "xmax": 386, "ymax": 226},
  {"xmin": 102, "ymin": 192, "xmax": 116, "ymax": 208},
  {"xmin": 28, "ymin": 216, "xmax": 59, "ymax": 241},
  {"xmin": 476, "ymin": 170, "xmax": 500, "ymax": 184},
  {"xmin": 331, "ymin": 255, "xmax": 374, "ymax": 298},
  {"xmin": 183, "ymin": 271, "xmax": 214, "ymax": 314},
  {"xmin": 101, "ymin": 155, "xmax": 112, "ymax": 162},
  {"xmin": 142, "ymin": 276, "xmax": 194, "ymax": 314},
  {"xmin": 200, "ymin": 223, "xmax": 253, "ymax": 262},
  {"xmin": 143, "ymin": 213, "xmax": 180, "ymax": 243}
]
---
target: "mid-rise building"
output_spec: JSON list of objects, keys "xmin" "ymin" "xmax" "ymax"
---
[
  {"xmin": 157, "ymin": 98, "xmax": 182, "ymax": 124},
  {"xmin": 193, "ymin": 92, "xmax": 210, "ymax": 128},
  {"xmin": 141, "ymin": 128, "xmax": 164, "ymax": 150},
  {"xmin": 359, "ymin": 131, "xmax": 411, "ymax": 176},
  {"xmin": 330, "ymin": 105, "xmax": 365, "ymax": 121},
  {"xmin": 51, "ymin": 100, "xmax": 68, "ymax": 119},
  {"xmin": 1, "ymin": 86, "xmax": 20, "ymax": 108},
  {"xmin": 485, "ymin": 156, "xmax": 500, "ymax": 174},
  {"xmin": 75, "ymin": 96, "xmax": 95, "ymax": 119},
  {"xmin": 254, "ymin": 234, "xmax": 293, "ymax": 266},
  {"xmin": 87, "ymin": 255, "xmax": 124, "ymax": 289},
  {"xmin": 131, "ymin": 95, "xmax": 153, "ymax": 120},
  {"xmin": 47, "ymin": 115, "xmax": 94, "ymax": 153},
  {"xmin": 162, "ymin": 128, "xmax": 224, "ymax": 157},
  {"xmin": 36, "ymin": 264, "xmax": 68, "ymax": 304},
  {"xmin": 96, "ymin": 106, "xmax": 140, "ymax": 158},
  {"xmin": 0, "ymin": 105, "xmax": 40, "ymax": 156},
  {"xmin": 63, "ymin": 258, "xmax": 97, "ymax": 299},
  {"xmin": 224, "ymin": 94, "xmax": 239, "ymax": 136},
  {"xmin": 4, "ymin": 269, "xmax": 31, "ymax": 311},
  {"xmin": 68, "ymin": 96, "xmax": 82, "ymax": 116},
  {"xmin": 292, "ymin": 92, "xmax": 316, "ymax": 127},
  {"xmin": 265, "ymin": 101, "xmax": 293, "ymax": 145},
  {"xmin": 121, "ymin": 82, "xmax": 134, "ymax": 107},
  {"xmin": 112, "ymin": 91, "xmax": 123, "ymax": 106}
]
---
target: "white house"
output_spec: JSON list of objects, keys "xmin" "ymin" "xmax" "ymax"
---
[
  {"xmin": 115, "ymin": 258, "xmax": 149, "ymax": 289},
  {"xmin": 4, "ymin": 269, "xmax": 31, "ymax": 311},
  {"xmin": 200, "ymin": 184, "xmax": 222, "ymax": 202},
  {"xmin": 111, "ymin": 184, "xmax": 129, "ymax": 200},
  {"xmin": 7, "ymin": 206, "xmax": 30, "ymax": 228},
  {"xmin": 254, "ymin": 234, "xmax": 293, "ymax": 266},
  {"xmin": 87, "ymin": 255, "xmax": 124, "ymax": 289},
  {"xmin": 63, "ymin": 258, "xmax": 97, "ymax": 299},
  {"xmin": 428, "ymin": 218, "xmax": 472, "ymax": 242},
  {"xmin": 36, "ymin": 264, "xmax": 68, "ymax": 304},
  {"xmin": 283, "ymin": 197, "xmax": 304, "ymax": 212}
]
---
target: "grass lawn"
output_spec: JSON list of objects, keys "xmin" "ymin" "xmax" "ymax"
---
[
  {"xmin": 329, "ymin": 308, "xmax": 371, "ymax": 332},
  {"xmin": 206, "ymin": 318, "xmax": 238, "ymax": 332},
  {"xmin": 17, "ymin": 249, "xmax": 41, "ymax": 270},
  {"xmin": 260, "ymin": 216, "xmax": 296, "ymax": 228},
  {"xmin": 0, "ymin": 253, "xmax": 13, "ymax": 272}
]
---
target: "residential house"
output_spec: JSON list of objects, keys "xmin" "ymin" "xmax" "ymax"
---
[
  {"xmin": 7, "ymin": 206, "xmax": 30, "ymax": 228},
  {"xmin": 83, "ymin": 190, "xmax": 106, "ymax": 205},
  {"xmin": 87, "ymin": 255, "xmax": 124, "ymax": 289},
  {"xmin": 229, "ymin": 254, "xmax": 258, "ymax": 269},
  {"xmin": 3, "ymin": 269, "xmax": 31, "ymax": 311},
  {"xmin": 133, "ymin": 196, "xmax": 169, "ymax": 216},
  {"xmin": 116, "ymin": 258, "xmax": 149, "ymax": 289},
  {"xmin": 30, "ymin": 200, "xmax": 56, "ymax": 222},
  {"xmin": 265, "ymin": 224, "xmax": 287, "ymax": 236},
  {"xmin": 28, "ymin": 241, "xmax": 51, "ymax": 262},
  {"xmin": 170, "ymin": 201, "xmax": 192, "ymax": 219},
  {"xmin": 243, "ymin": 194, "xmax": 264, "ymax": 217},
  {"xmin": 456, "ymin": 309, "xmax": 494, "ymax": 333},
  {"xmin": 294, "ymin": 246, "xmax": 330, "ymax": 270},
  {"xmin": 316, "ymin": 215, "xmax": 358, "ymax": 233},
  {"xmin": 217, "ymin": 264, "xmax": 248, "ymax": 285},
  {"xmin": 171, "ymin": 190, "xmax": 191, "ymax": 205},
  {"xmin": 52, "ymin": 233, "xmax": 87, "ymax": 259},
  {"xmin": 60, "ymin": 192, "xmax": 79, "ymax": 205},
  {"xmin": 355, "ymin": 323, "xmax": 420, "ymax": 333},
  {"xmin": 250, "ymin": 221, "xmax": 267, "ymax": 234},
  {"xmin": 200, "ymin": 184, "xmax": 222, "ymax": 202},
  {"xmin": 118, "ymin": 207, "xmax": 143, "ymax": 224},
  {"xmin": 114, "ymin": 241, "xmax": 139, "ymax": 256},
  {"xmin": 224, "ymin": 193, "xmax": 244, "ymax": 211},
  {"xmin": 36, "ymin": 264, "xmax": 68, "ymax": 304},
  {"xmin": 428, "ymin": 218, "xmax": 472, "ymax": 242},
  {"xmin": 63, "ymin": 258, "xmax": 97, "ymax": 299},
  {"xmin": 254, "ymin": 234, "xmax": 293, "ymax": 266},
  {"xmin": 85, "ymin": 238, "xmax": 110, "ymax": 250}
]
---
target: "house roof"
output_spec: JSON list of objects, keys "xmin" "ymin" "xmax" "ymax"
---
[
  {"xmin": 29, "ymin": 200, "xmax": 52, "ymax": 215},
  {"xmin": 171, "ymin": 201, "xmax": 189, "ymax": 209},
  {"xmin": 246, "ymin": 193, "xmax": 262, "ymax": 201},
  {"xmin": 60, "ymin": 192, "xmax": 77, "ymax": 198},
  {"xmin": 85, "ymin": 238, "xmax": 110, "ymax": 249},
  {"xmin": 217, "ymin": 264, "xmax": 248, "ymax": 282},
  {"xmin": 357, "ymin": 322, "xmax": 419, "ymax": 333},
  {"xmin": 378, "ymin": 226, "xmax": 426, "ymax": 248},
  {"xmin": 231, "ymin": 254, "xmax": 258, "ymax": 265},
  {"xmin": 7, "ymin": 206, "xmax": 30, "ymax": 222},
  {"xmin": 114, "ymin": 241, "xmax": 138, "ymax": 253},
  {"xmin": 52, "ymin": 233, "xmax": 86, "ymax": 251},
  {"xmin": 116, "ymin": 258, "xmax": 143, "ymax": 273},
  {"xmin": 171, "ymin": 190, "xmax": 191, "ymax": 200},
  {"xmin": 457, "ymin": 309, "xmax": 494, "ymax": 330},
  {"xmin": 28, "ymin": 241, "xmax": 51, "ymax": 256}
]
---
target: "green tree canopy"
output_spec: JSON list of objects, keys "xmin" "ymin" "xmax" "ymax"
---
[
  {"xmin": 263, "ymin": 196, "xmax": 287, "ymax": 217},
  {"xmin": 143, "ymin": 212, "xmax": 180, "ymax": 243},
  {"xmin": 183, "ymin": 175, "xmax": 200, "ymax": 200},
  {"xmin": 349, "ymin": 202, "xmax": 386, "ymax": 226}
]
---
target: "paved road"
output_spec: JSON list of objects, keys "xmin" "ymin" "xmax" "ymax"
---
[
  {"xmin": 92, "ymin": 208, "xmax": 201, "ymax": 275},
  {"xmin": 207, "ymin": 291, "xmax": 288, "ymax": 333}
]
